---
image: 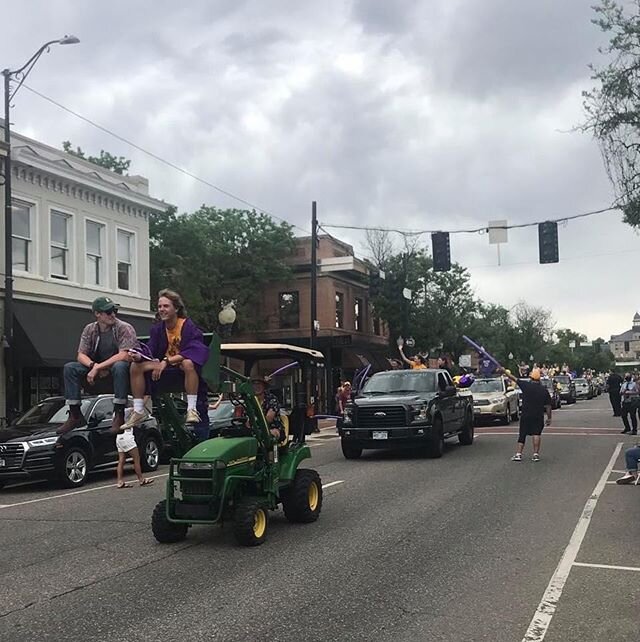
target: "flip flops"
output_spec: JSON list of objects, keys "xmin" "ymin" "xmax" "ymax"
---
[
  {"xmin": 140, "ymin": 478, "xmax": 154, "ymax": 487},
  {"xmin": 117, "ymin": 482, "xmax": 132, "ymax": 489}
]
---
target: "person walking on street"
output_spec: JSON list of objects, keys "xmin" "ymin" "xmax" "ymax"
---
[
  {"xmin": 501, "ymin": 367, "xmax": 552, "ymax": 462},
  {"xmin": 620, "ymin": 373, "xmax": 639, "ymax": 434},
  {"xmin": 607, "ymin": 369, "xmax": 623, "ymax": 417}
]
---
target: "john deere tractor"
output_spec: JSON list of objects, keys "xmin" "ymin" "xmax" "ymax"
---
[{"xmin": 151, "ymin": 343, "xmax": 324, "ymax": 546}]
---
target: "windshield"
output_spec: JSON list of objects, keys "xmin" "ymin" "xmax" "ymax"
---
[
  {"xmin": 470, "ymin": 379, "xmax": 503, "ymax": 394},
  {"xmin": 362, "ymin": 371, "xmax": 437, "ymax": 394},
  {"xmin": 15, "ymin": 399, "xmax": 93, "ymax": 426},
  {"xmin": 574, "ymin": 379, "xmax": 587, "ymax": 384},
  {"xmin": 555, "ymin": 376, "xmax": 570, "ymax": 383},
  {"xmin": 208, "ymin": 401, "xmax": 234, "ymax": 421}
]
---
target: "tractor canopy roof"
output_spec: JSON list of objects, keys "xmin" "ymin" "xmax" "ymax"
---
[{"xmin": 220, "ymin": 343, "xmax": 324, "ymax": 363}]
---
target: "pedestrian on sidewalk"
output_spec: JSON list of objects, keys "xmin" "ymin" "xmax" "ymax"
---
[
  {"xmin": 620, "ymin": 373, "xmax": 639, "ymax": 435},
  {"xmin": 607, "ymin": 369, "xmax": 623, "ymax": 417},
  {"xmin": 116, "ymin": 410, "xmax": 154, "ymax": 488},
  {"xmin": 501, "ymin": 367, "xmax": 552, "ymax": 462}
]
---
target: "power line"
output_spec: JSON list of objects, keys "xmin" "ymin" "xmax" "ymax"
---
[
  {"xmin": 21, "ymin": 83, "xmax": 311, "ymax": 235},
  {"xmin": 320, "ymin": 205, "xmax": 619, "ymax": 237}
]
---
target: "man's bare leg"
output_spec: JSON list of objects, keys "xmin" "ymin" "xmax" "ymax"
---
[{"xmin": 532, "ymin": 435, "xmax": 541, "ymax": 456}]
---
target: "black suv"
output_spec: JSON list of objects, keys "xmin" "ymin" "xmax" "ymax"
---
[{"xmin": 0, "ymin": 395, "xmax": 163, "ymax": 489}]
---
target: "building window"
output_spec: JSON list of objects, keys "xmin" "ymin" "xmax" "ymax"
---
[
  {"xmin": 354, "ymin": 297, "xmax": 363, "ymax": 331},
  {"xmin": 335, "ymin": 292, "xmax": 344, "ymax": 328},
  {"xmin": 86, "ymin": 220, "xmax": 105, "ymax": 286},
  {"xmin": 117, "ymin": 229, "xmax": 134, "ymax": 291},
  {"xmin": 50, "ymin": 210, "xmax": 71, "ymax": 279},
  {"xmin": 624, "ymin": 341, "xmax": 630, "ymax": 353},
  {"xmin": 279, "ymin": 291, "xmax": 300, "ymax": 329},
  {"xmin": 373, "ymin": 317, "xmax": 381, "ymax": 336},
  {"xmin": 12, "ymin": 200, "xmax": 33, "ymax": 272}
]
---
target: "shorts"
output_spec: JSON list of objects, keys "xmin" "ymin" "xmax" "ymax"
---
[
  {"xmin": 519, "ymin": 416, "xmax": 544, "ymax": 437},
  {"xmin": 116, "ymin": 429, "xmax": 138, "ymax": 453}
]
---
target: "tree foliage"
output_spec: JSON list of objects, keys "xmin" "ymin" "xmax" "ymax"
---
[
  {"xmin": 149, "ymin": 206, "xmax": 295, "ymax": 331},
  {"xmin": 583, "ymin": 0, "xmax": 640, "ymax": 226},
  {"xmin": 62, "ymin": 141, "xmax": 131, "ymax": 175}
]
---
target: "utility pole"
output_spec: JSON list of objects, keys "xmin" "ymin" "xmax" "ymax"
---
[{"xmin": 310, "ymin": 201, "xmax": 319, "ymax": 417}]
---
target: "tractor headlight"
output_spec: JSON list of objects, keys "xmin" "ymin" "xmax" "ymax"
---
[{"xmin": 180, "ymin": 462, "xmax": 214, "ymax": 471}]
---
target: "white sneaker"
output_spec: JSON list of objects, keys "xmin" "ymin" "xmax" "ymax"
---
[
  {"xmin": 532, "ymin": 453, "xmax": 540, "ymax": 462},
  {"xmin": 511, "ymin": 453, "xmax": 522, "ymax": 462},
  {"xmin": 185, "ymin": 409, "xmax": 201, "ymax": 424},
  {"xmin": 122, "ymin": 410, "xmax": 149, "ymax": 429}
]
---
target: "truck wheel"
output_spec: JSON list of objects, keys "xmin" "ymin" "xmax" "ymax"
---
[
  {"xmin": 140, "ymin": 436, "xmax": 160, "ymax": 472},
  {"xmin": 458, "ymin": 412, "xmax": 474, "ymax": 446},
  {"xmin": 56, "ymin": 446, "xmax": 89, "ymax": 488},
  {"xmin": 152, "ymin": 500, "xmax": 188, "ymax": 543},
  {"xmin": 426, "ymin": 418, "xmax": 445, "ymax": 458},
  {"xmin": 234, "ymin": 498, "xmax": 269, "ymax": 546},
  {"xmin": 282, "ymin": 469, "xmax": 323, "ymax": 523},
  {"xmin": 341, "ymin": 439, "xmax": 362, "ymax": 460}
]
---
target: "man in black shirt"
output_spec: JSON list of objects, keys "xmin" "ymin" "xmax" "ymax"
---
[
  {"xmin": 502, "ymin": 367, "xmax": 552, "ymax": 462},
  {"xmin": 607, "ymin": 370, "xmax": 623, "ymax": 417}
]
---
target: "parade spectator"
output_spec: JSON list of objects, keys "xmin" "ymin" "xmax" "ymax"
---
[
  {"xmin": 115, "ymin": 409, "xmax": 154, "ymax": 488},
  {"xmin": 58, "ymin": 297, "xmax": 138, "ymax": 435},
  {"xmin": 123, "ymin": 290, "xmax": 209, "ymax": 429},
  {"xmin": 607, "ymin": 369, "xmax": 623, "ymax": 417},
  {"xmin": 337, "ymin": 382, "xmax": 352, "ymax": 414},
  {"xmin": 615, "ymin": 444, "xmax": 640, "ymax": 484},
  {"xmin": 502, "ymin": 367, "xmax": 552, "ymax": 462},
  {"xmin": 620, "ymin": 373, "xmax": 639, "ymax": 435}
]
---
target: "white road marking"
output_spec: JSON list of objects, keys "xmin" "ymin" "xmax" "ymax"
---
[
  {"xmin": 476, "ymin": 432, "xmax": 619, "ymax": 436},
  {"xmin": 573, "ymin": 561, "xmax": 640, "ymax": 572},
  {"xmin": 611, "ymin": 469, "xmax": 627, "ymax": 474},
  {"xmin": 321, "ymin": 480, "xmax": 344, "ymax": 489},
  {"xmin": 0, "ymin": 472, "xmax": 170, "ymax": 510},
  {"xmin": 521, "ymin": 442, "xmax": 623, "ymax": 642}
]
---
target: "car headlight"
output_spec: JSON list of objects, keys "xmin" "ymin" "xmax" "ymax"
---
[
  {"xmin": 343, "ymin": 406, "xmax": 353, "ymax": 422},
  {"xmin": 411, "ymin": 404, "xmax": 429, "ymax": 420},
  {"xmin": 27, "ymin": 436, "xmax": 59, "ymax": 447},
  {"xmin": 489, "ymin": 397, "xmax": 504, "ymax": 405}
]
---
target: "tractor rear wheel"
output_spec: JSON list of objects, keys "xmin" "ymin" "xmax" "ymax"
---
[
  {"xmin": 152, "ymin": 500, "xmax": 188, "ymax": 543},
  {"xmin": 233, "ymin": 498, "xmax": 269, "ymax": 546},
  {"xmin": 282, "ymin": 469, "xmax": 323, "ymax": 523}
]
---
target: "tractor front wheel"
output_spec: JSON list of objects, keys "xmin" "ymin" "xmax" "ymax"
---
[
  {"xmin": 282, "ymin": 469, "xmax": 323, "ymax": 523},
  {"xmin": 152, "ymin": 500, "xmax": 188, "ymax": 543},
  {"xmin": 234, "ymin": 498, "xmax": 269, "ymax": 546}
]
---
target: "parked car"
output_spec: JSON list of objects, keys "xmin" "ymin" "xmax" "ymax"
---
[
  {"xmin": 338, "ymin": 368, "xmax": 474, "ymax": 459},
  {"xmin": 470, "ymin": 377, "xmax": 519, "ymax": 424},
  {"xmin": 553, "ymin": 375, "xmax": 577, "ymax": 405},
  {"xmin": 573, "ymin": 378, "xmax": 593, "ymax": 400},
  {"xmin": 541, "ymin": 378, "xmax": 562, "ymax": 410},
  {"xmin": 0, "ymin": 395, "xmax": 162, "ymax": 489}
]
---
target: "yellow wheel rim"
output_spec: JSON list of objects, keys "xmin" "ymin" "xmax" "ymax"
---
[
  {"xmin": 253, "ymin": 509, "xmax": 267, "ymax": 539},
  {"xmin": 308, "ymin": 481, "xmax": 319, "ymax": 511}
]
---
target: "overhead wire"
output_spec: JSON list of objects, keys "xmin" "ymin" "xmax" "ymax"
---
[{"xmin": 21, "ymin": 83, "xmax": 311, "ymax": 235}]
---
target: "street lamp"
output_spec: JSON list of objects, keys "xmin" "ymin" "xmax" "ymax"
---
[
  {"xmin": 2, "ymin": 35, "xmax": 79, "ymax": 416},
  {"xmin": 218, "ymin": 303, "xmax": 236, "ymax": 339}
]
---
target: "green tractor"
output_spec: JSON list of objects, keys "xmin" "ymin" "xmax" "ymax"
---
[{"xmin": 151, "ymin": 342, "xmax": 325, "ymax": 546}]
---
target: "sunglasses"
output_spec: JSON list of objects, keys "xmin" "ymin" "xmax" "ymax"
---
[{"xmin": 101, "ymin": 309, "xmax": 117, "ymax": 315}]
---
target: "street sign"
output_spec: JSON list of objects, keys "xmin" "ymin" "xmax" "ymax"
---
[
  {"xmin": 402, "ymin": 288, "xmax": 412, "ymax": 300},
  {"xmin": 459, "ymin": 354, "xmax": 471, "ymax": 367},
  {"xmin": 488, "ymin": 220, "xmax": 508, "ymax": 245}
]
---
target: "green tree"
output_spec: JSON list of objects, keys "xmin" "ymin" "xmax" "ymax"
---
[
  {"xmin": 62, "ymin": 141, "xmax": 131, "ymax": 175},
  {"xmin": 149, "ymin": 205, "xmax": 295, "ymax": 331},
  {"xmin": 583, "ymin": 0, "xmax": 640, "ymax": 226}
]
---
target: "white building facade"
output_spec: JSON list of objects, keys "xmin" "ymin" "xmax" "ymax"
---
[{"xmin": 0, "ymin": 127, "xmax": 167, "ymax": 413}]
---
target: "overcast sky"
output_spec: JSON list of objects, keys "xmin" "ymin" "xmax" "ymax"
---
[{"xmin": 3, "ymin": 0, "xmax": 637, "ymax": 340}]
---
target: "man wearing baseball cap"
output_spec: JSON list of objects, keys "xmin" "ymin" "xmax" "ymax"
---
[
  {"xmin": 57, "ymin": 297, "xmax": 139, "ymax": 435},
  {"xmin": 501, "ymin": 367, "xmax": 552, "ymax": 462}
]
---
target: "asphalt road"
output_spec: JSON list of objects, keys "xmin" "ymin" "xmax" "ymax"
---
[{"xmin": 1, "ymin": 394, "xmax": 639, "ymax": 642}]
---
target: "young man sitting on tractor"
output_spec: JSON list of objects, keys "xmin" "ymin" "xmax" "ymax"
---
[
  {"xmin": 123, "ymin": 289, "xmax": 209, "ymax": 431},
  {"xmin": 251, "ymin": 377, "xmax": 286, "ymax": 442}
]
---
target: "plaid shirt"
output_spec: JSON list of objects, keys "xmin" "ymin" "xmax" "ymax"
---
[{"xmin": 77, "ymin": 318, "xmax": 138, "ymax": 358}]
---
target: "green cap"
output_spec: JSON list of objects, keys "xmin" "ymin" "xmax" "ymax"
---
[{"xmin": 91, "ymin": 296, "xmax": 119, "ymax": 313}]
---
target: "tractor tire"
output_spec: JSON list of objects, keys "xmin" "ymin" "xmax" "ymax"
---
[
  {"xmin": 152, "ymin": 500, "xmax": 188, "ymax": 543},
  {"xmin": 341, "ymin": 439, "xmax": 362, "ymax": 460},
  {"xmin": 56, "ymin": 446, "xmax": 89, "ymax": 488},
  {"xmin": 233, "ymin": 497, "xmax": 269, "ymax": 546},
  {"xmin": 458, "ymin": 412, "xmax": 474, "ymax": 446},
  {"xmin": 140, "ymin": 436, "xmax": 160, "ymax": 472},
  {"xmin": 426, "ymin": 418, "xmax": 445, "ymax": 458},
  {"xmin": 282, "ymin": 469, "xmax": 323, "ymax": 524}
]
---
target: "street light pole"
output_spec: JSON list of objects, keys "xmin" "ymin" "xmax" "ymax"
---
[{"xmin": 2, "ymin": 35, "xmax": 79, "ymax": 418}]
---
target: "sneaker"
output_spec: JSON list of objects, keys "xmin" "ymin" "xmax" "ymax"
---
[
  {"xmin": 185, "ymin": 409, "xmax": 201, "ymax": 424},
  {"xmin": 121, "ymin": 410, "xmax": 149, "ymax": 429},
  {"xmin": 616, "ymin": 473, "xmax": 637, "ymax": 485},
  {"xmin": 532, "ymin": 453, "xmax": 540, "ymax": 462},
  {"xmin": 511, "ymin": 453, "xmax": 522, "ymax": 462}
]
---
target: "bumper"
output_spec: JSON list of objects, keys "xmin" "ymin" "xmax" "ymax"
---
[
  {"xmin": 0, "ymin": 447, "xmax": 56, "ymax": 483},
  {"xmin": 473, "ymin": 405, "xmax": 506, "ymax": 418},
  {"xmin": 338, "ymin": 425, "xmax": 434, "ymax": 448}
]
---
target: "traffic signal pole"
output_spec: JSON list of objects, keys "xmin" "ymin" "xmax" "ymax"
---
[{"xmin": 310, "ymin": 201, "xmax": 318, "ymax": 415}]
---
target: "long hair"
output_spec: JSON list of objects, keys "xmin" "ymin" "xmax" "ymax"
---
[{"xmin": 157, "ymin": 289, "xmax": 187, "ymax": 318}]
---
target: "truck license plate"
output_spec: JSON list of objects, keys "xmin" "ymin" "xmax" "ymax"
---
[
  {"xmin": 0, "ymin": 458, "xmax": 5, "ymax": 467},
  {"xmin": 372, "ymin": 431, "xmax": 388, "ymax": 440}
]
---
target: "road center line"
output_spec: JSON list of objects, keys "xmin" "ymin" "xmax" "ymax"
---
[
  {"xmin": 521, "ymin": 441, "xmax": 623, "ymax": 642},
  {"xmin": 573, "ymin": 561, "xmax": 640, "ymax": 572}
]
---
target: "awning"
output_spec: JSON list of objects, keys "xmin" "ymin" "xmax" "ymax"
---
[{"xmin": 13, "ymin": 300, "xmax": 153, "ymax": 368}]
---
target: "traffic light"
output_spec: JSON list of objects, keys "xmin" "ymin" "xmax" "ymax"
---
[
  {"xmin": 538, "ymin": 221, "xmax": 559, "ymax": 264},
  {"xmin": 431, "ymin": 232, "xmax": 451, "ymax": 272}
]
